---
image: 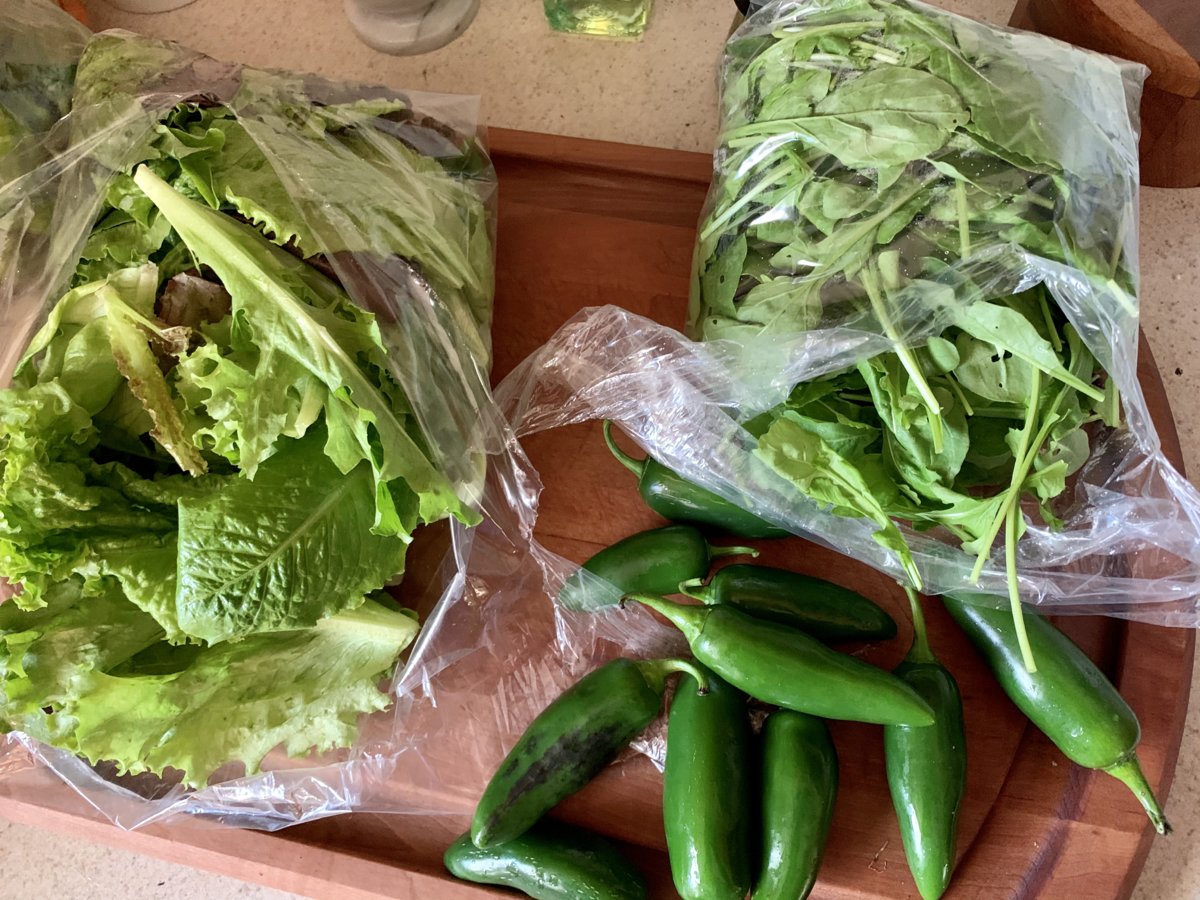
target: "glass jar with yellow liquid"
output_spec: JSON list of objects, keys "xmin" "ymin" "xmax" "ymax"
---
[{"xmin": 543, "ymin": 0, "xmax": 653, "ymax": 38}]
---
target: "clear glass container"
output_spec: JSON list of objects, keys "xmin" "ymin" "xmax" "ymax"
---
[
  {"xmin": 543, "ymin": 0, "xmax": 652, "ymax": 38},
  {"xmin": 344, "ymin": 0, "xmax": 480, "ymax": 55}
]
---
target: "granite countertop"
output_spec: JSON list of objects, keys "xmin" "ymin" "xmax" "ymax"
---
[{"xmin": 5, "ymin": 0, "xmax": 1200, "ymax": 896}]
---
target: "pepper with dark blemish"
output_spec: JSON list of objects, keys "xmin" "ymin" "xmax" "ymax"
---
[{"xmin": 470, "ymin": 657, "xmax": 707, "ymax": 848}]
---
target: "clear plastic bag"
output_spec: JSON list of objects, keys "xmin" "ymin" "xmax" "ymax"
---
[
  {"xmin": 490, "ymin": 0, "xmax": 1200, "ymax": 625},
  {"xmin": 0, "ymin": 0, "xmax": 518, "ymax": 829},
  {"xmin": 361, "ymin": 0, "xmax": 1200, "ymax": 817}
]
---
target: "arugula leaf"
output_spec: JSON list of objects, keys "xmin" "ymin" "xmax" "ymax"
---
[
  {"xmin": 945, "ymin": 300, "xmax": 1103, "ymax": 401},
  {"xmin": 693, "ymin": 0, "xmax": 1124, "ymax": 638},
  {"xmin": 756, "ymin": 412, "xmax": 920, "ymax": 585},
  {"xmin": 952, "ymin": 331, "xmax": 1035, "ymax": 403}
]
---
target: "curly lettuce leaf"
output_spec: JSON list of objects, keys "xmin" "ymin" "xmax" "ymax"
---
[
  {"xmin": 0, "ymin": 380, "xmax": 171, "ymax": 607},
  {"xmin": 174, "ymin": 336, "xmax": 323, "ymax": 476},
  {"xmin": 134, "ymin": 165, "xmax": 477, "ymax": 535},
  {"xmin": 0, "ymin": 582, "xmax": 416, "ymax": 787},
  {"xmin": 0, "ymin": 580, "xmax": 164, "ymax": 737}
]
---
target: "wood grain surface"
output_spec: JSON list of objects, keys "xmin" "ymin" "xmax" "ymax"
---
[{"xmin": 0, "ymin": 129, "xmax": 1192, "ymax": 900}]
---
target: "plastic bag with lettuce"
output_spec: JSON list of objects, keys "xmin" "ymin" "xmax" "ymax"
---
[{"xmin": 0, "ymin": 0, "xmax": 498, "ymax": 823}]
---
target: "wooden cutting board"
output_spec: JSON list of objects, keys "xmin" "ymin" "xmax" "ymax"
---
[{"xmin": 0, "ymin": 129, "xmax": 1192, "ymax": 900}]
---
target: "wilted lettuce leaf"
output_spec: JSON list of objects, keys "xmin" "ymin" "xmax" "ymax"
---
[{"xmin": 98, "ymin": 265, "xmax": 208, "ymax": 475}]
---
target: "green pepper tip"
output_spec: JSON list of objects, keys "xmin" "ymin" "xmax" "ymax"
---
[{"xmin": 1105, "ymin": 753, "xmax": 1171, "ymax": 835}]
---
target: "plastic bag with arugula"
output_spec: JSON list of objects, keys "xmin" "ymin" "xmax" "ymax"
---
[
  {"xmin": 492, "ymin": 0, "xmax": 1200, "ymax": 631},
  {"xmin": 0, "ymin": 0, "xmax": 499, "ymax": 825}
]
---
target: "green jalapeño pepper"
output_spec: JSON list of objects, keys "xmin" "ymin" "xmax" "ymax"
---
[
  {"xmin": 446, "ymin": 822, "xmax": 648, "ymax": 900},
  {"xmin": 471, "ymin": 657, "xmax": 707, "ymax": 848},
  {"xmin": 884, "ymin": 588, "xmax": 966, "ymax": 900},
  {"xmin": 753, "ymin": 710, "xmax": 838, "ymax": 900},
  {"xmin": 604, "ymin": 420, "xmax": 788, "ymax": 539},
  {"xmin": 664, "ymin": 666, "xmax": 753, "ymax": 900},
  {"xmin": 680, "ymin": 563, "xmax": 897, "ymax": 643},
  {"xmin": 559, "ymin": 524, "xmax": 757, "ymax": 611},
  {"xmin": 945, "ymin": 593, "xmax": 1170, "ymax": 834},
  {"xmin": 626, "ymin": 595, "xmax": 933, "ymax": 726}
]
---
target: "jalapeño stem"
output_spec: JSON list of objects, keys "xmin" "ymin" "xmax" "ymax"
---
[
  {"xmin": 634, "ymin": 657, "xmax": 711, "ymax": 695},
  {"xmin": 602, "ymin": 420, "xmax": 647, "ymax": 478},
  {"xmin": 903, "ymin": 584, "xmax": 935, "ymax": 665}
]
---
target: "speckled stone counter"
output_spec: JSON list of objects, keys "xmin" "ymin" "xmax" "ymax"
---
[{"xmin": 5, "ymin": 0, "xmax": 1200, "ymax": 896}]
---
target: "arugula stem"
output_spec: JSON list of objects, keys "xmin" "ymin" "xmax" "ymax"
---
[
  {"xmin": 1103, "ymin": 377, "xmax": 1122, "ymax": 428},
  {"xmin": 968, "ymin": 368, "xmax": 1042, "ymax": 583},
  {"xmin": 955, "ymin": 179, "xmax": 971, "ymax": 258},
  {"xmin": 903, "ymin": 584, "xmax": 935, "ymax": 664},
  {"xmin": 1009, "ymin": 367, "xmax": 1041, "ymax": 482},
  {"xmin": 1005, "ymin": 499, "xmax": 1038, "ymax": 672},
  {"xmin": 967, "ymin": 374, "xmax": 1070, "ymax": 603},
  {"xmin": 1021, "ymin": 190, "xmax": 1057, "ymax": 211},
  {"xmin": 1037, "ymin": 290, "xmax": 1062, "ymax": 352},
  {"xmin": 699, "ymin": 157, "xmax": 789, "ymax": 242},
  {"xmin": 1105, "ymin": 277, "xmax": 1138, "ymax": 317},
  {"xmin": 1106, "ymin": 213, "xmax": 1126, "ymax": 280},
  {"xmin": 850, "ymin": 39, "xmax": 901, "ymax": 64},
  {"xmin": 1018, "ymin": 391, "xmax": 1067, "ymax": 473},
  {"xmin": 944, "ymin": 372, "xmax": 975, "ymax": 416},
  {"xmin": 861, "ymin": 262, "xmax": 944, "ymax": 453},
  {"xmin": 771, "ymin": 20, "xmax": 886, "ymax": 41},
  {"xmin": 810, "ymin": 53, "xmax": 852, "ymax": 64}
]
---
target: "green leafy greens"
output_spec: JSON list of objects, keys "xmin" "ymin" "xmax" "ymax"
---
[
  {"xmin": 1, "ymin": 30, "xmax": 492, "ymax": 785},
  {"xmin": 694, "ymin": 0, "xmax": 1135, "ymax": 669}
]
